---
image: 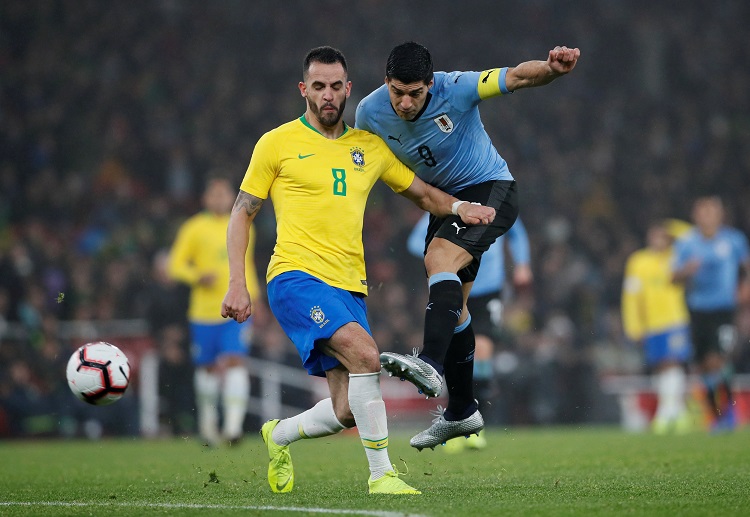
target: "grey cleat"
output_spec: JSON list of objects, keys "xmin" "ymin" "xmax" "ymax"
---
[
  {"xmin": 380, "ymin": 350, "xmax": 442, "ymax": 398},
  {"xmin": 410, "ymin": 407, "xmax": 484, "ymax": 451}
]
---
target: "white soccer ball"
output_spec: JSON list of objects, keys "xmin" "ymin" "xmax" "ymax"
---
[{"xmin": 66, "ymin": 341, "xmax": 131, "ymax": 406}]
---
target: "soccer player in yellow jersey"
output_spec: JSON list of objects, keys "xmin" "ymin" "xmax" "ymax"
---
[
  {"xmin": 621, "ymin": 220, "xmax": 693, "ymax": 433},
  {"xmin": 168, "ymin": 175, "xmax": 260, "ymax": 446},
  {"xmin": 221, "ymin": 46, "xmax": 494, "ymax": 495}
]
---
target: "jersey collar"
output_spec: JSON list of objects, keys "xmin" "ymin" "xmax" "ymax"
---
[{"xmin": 299, "ymin": 115, "xmax": 349, "ymax": 138}]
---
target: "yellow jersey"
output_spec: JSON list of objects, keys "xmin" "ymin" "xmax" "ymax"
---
[
  {"xmin": 168, "ymin": 212, "xmax": 260, "ymax": 323},
  {"xmin": 621, "ymin": 247, "xmax": 689, "ymax": 341},
  {"xmin": 240, "ymin": 116, "xmax": 415, "ymax": 295}
]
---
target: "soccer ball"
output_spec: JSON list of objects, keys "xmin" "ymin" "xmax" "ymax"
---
[{"xmin": 66, "ymin": 341, "xmax": 131, "ymax": 406}]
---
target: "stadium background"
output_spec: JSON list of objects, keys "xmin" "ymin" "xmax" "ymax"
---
[{"xmin": 1, "ymin": 0, "xmax": 749, "ymax": 438}]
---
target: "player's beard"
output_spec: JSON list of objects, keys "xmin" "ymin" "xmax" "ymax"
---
[{"xmin": 309, "ymin": 97, "xmax": 346, "ymax": 128}]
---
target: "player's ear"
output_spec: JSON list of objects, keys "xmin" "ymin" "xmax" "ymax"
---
[
  {"xmin": 298, "ymin": 81, "xmax": 307, "ymax": 98},
  {"xmin": 345, "ymin": 80, "xmax": 352, "ymax": 98}
]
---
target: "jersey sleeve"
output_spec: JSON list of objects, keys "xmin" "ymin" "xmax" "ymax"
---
[
  {"xmin": 436, "ymin": 69, "xmax": 511, "ymax": 112},
  {"xmin": 376, "ymin": 139, "xmax": 415, "ymax": 193},
  {"xmin": 407, "ymin": 213, "xmax": 430, "ymax": 258},
  {"xmin": 506, "ymin": 217, "xmax": 530, "ymax": 265},
  {"xmin": 733, "ymin": 229, "xmax": 750, "ymax": 262},
  {"xmin": 354, "ymin": 99, "xmax": 373, "ymax": 132},
  {"xmin": 167, "ymin": 219, "xmax": 200, "ymax": 286},
  {"xmin": 240, "ymin": 131, "xmax": 280, "ymax": 199}
]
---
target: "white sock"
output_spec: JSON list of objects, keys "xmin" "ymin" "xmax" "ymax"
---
[
  {"xmin": 348, "ymin": 372, "xmax": 392, "ymax": 480},
  {"xmin": 654, "ymin": 366, "xmax": 687, "ymax": 421},
  {"xmin": 222, "ymin": 365, "xmax": 249, "ymax": 439},
  {"xmin": 272, "ymin": 397, "xmax": 346, "ymax": 446},
  {"xmin": 194, "ymin": 368, "xmax": 220, "ymax": 444}
]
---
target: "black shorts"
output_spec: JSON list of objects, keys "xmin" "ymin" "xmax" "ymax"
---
[
  {"xmin": 689, "ymin": 309, "xmax": 736, "ymax": 362},
  {"xmin": 466, "ymin": 291, "xmax": 503, "ymax": 337},
  {"xmin": 423, "ymin": 180, "xmax": 518, "ymax": 283}
]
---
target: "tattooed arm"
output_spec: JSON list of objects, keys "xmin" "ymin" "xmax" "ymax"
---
[{"xmin": 221, "ymin": 191, "xmax": 264, "ymax": 323}]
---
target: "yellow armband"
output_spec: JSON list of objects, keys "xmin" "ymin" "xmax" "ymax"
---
[{"xmin": 477, "ymin": 67, "xmax": 511, "ymax": 99}]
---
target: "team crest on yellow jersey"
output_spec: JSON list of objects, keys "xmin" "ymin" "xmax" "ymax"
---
[{"xmin": 350, "ymin": 147, "xmax": 365, "ymax": 172}]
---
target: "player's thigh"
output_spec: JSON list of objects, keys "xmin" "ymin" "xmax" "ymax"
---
[
  {"xmin": 267, "ymin": 271, "xmax": 374, "ymax": 376},
  {"xmin": 424, "ymin": 237, "xmax": 474, "ymax": 274}
]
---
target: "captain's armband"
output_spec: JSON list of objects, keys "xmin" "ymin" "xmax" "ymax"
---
[{"xmin": 477, "ymin": 67, "xmax": 512, "ymax": 99}]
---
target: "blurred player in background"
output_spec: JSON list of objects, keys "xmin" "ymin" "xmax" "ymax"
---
[
  {"xmin": 408, "ymin": 214, "xmax": 532, "ymax": 449},
  {"xmin": 621, "ymin": 220, "xmax": 693, "ymax": 434},
  {"xmin": 221, "ymin": 46, "xmax": 494, "ymax": 495},
  {"xmin": 356, "ymin": 41, "xmax": 579, "ymax": 450},
  {"xmin": 672, "ymin": 196, "xmax": 750, "ymax": 432},
  {"xmin": 168, "ymin": 175, "xmax": 260, "ymax": 446}
]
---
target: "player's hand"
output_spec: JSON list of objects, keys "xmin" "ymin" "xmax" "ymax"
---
[
  {"xmin": 457, "ymin": 203, "xmax": 495, "ymax": 225},
  {"xmin": 682, "ymin": 259, "xmax": 702, "ymax": 277},
  {"xmin": 513, "ymin": 264, "xmax": 534, "ymax": 288},
  {"xmin": 548, "ymin": 46, "xmax": 580, "ymax": 75},
  {"xmin": 221, "ymin": 285, "xmax": 253, "ymax": 323}
]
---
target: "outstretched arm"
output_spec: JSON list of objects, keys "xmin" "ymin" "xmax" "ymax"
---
[
  {"xmin": 505, "ymin": 46, "xmax": 580, "ymax": 92},
  {"xmin": 221, "ymin": 191, "xmax": 264, "ymax": 323},
  {"xmin": 399, "ymin": 175, "xmax": 495, "ymax": 225}
]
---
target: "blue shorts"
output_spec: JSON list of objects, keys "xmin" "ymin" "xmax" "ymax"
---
[
  {"xmin": 267, "ymin": 271, "xmax": 372, "ymax": 377},
  {"xmin": 190, "ymin": 319, "xmax": 251, "ymax": 367},
  {"xmin": 643, "ymin": 326, "xmax": 692, "ymax": 366}
]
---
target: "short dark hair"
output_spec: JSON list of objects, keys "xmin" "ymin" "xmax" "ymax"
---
[
  {"xmin": 386, "ymin": 41, "xmax": 433, "ymax": 84},
  {"xmin": 303, "ymin": 46, "xmax": 348, "ymax": 79}
]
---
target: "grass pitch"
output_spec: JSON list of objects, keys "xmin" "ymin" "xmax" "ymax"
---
[{"xmin": 1, "ymin": 426, "xmax": 748, "ymax": 516}]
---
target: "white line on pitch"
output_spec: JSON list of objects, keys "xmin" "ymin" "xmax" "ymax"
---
[{"xmin": 0, "ymin": 501, "xmax": 428, "ymax": 517}]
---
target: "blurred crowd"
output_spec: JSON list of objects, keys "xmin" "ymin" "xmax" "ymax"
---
[{"xmin": 1, "ymin": 0, "xmax": 749, "ymax": 437}]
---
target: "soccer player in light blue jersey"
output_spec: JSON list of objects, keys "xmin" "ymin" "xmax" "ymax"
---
[
  {"xmin": 672, "ymin": 196, "xmax": 750, "ymax": 432},
  {"xmin": 356, "ymin": 41, "xmax": 579, "ymax": 449}
]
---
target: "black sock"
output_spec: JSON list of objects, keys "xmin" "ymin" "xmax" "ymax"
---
[
  {"xmin": 420, "ymin": 276, "xmax": 463, "ymax": 370},
  {"xmin": 444, "ymin": 321, "xmax": 478, "ymax": 421}
]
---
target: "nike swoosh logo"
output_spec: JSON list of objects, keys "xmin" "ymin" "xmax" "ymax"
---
[
  {"xmin": 375, "ymin": 442, "xmax": 387, "ymax": 448},
  {"xmin": 298, "ymin": 153, "xmax": 315, "ymax": 159},
  {"xmin": 276, "ymin": 479, "xmax": 289, "ymax": 491}
]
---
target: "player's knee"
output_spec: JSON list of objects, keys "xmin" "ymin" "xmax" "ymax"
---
[{"xmin": 351, "ymin": 344, "xmax": 380, "ymax": 373}]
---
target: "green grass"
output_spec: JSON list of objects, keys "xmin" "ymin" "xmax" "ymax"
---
[{"xmin": 1, "ymin": 426, "xmax": 749, "ymax": 516}]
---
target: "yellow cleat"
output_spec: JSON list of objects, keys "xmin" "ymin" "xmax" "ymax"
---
[
  {"xmin": 260, "ymin": 419, "xmax": 294, "ymax": 493},
  {"xmin": 368, "ymin": 470, "xmax": 421, "ymax": 495},
  {"xmin": 465, "ymin": 429, "xmax": 487, "ymax": 449},
  {"xmin": 442, "ymin": 437, "xmax": 466, "ymax": 454}
]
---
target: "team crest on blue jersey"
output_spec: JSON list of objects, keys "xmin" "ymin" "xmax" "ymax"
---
[{"xmin": 433, "ymin": 113, "xmax": 454, "ymax": 133}]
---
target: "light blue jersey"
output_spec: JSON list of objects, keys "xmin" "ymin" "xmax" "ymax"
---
[
  {"xmin": 355, "ymin": 70, "xmax": 513, "ymax": 195},
  {"xmin": 673, "ymin": 227, "xmax": 750, "ymax": 311},
  {"xmin": 407, "ymin": 213, "xmax": 529, "ymax": 297}
]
